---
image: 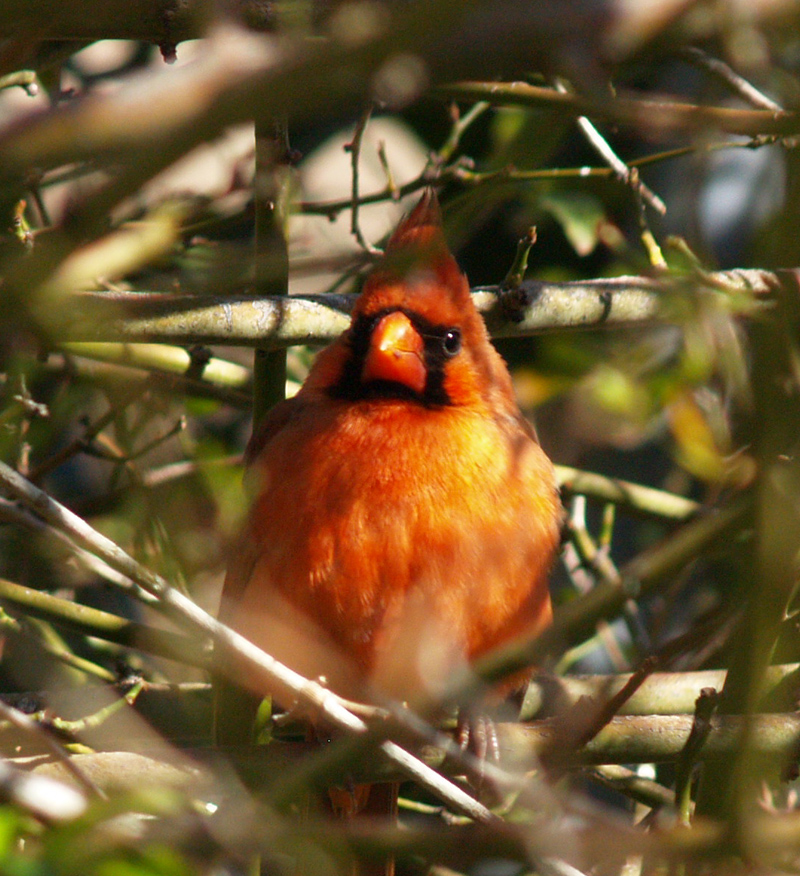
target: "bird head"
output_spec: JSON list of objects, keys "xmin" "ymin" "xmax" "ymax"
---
[{"xmin": 308, "ymin": 190, "xmax": 518, "ymax": 416}]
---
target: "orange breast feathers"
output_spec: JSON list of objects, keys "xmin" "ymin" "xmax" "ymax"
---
[{"xmin": 219, "ymin": 190, "xmax": 562, "ymax": 708}]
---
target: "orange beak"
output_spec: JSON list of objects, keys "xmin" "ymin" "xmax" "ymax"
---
[{"xmin": 362, "ymin": 311, "xmax": 426, "ymax": 395}]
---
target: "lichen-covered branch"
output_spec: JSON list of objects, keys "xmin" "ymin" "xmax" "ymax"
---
[{"xmin": 52, "ymin": 269, "xmax": 776, "ymax": 348}]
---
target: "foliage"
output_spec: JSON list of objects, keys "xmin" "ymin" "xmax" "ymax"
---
[{"xmin": 0, "ymin": 2, "xmax": 800, "ymax": 875}]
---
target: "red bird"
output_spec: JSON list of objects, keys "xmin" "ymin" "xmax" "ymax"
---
[{"xmin": 217, "ymin": 189, "xmax": 561, "ymax": 747}]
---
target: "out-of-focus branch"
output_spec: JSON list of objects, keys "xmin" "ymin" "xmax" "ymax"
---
[
  {"xmin": 555, "ymin": 465, "xmax": 699, "ymax": 521},
  {"xmin": 521, "ymin": 664, "xmax": 800, "ymax": 719},
  {"xmin": 203, "ymin": 712, "xmax": 800, "ymax": 781},
  {"xmin": 454, "ymin": 491, "xmax": 752, "ymax": 700},
  {"xmin": 498, "ymin": 713, "xmax": 800, "ymax": 767},
  {"xmin": 439, "ymin": 81, "xmax": 800, "ymax": 138},
  {"xmin": 0, "ymin": 459, "xmax": 495, "ymax": 825},
  {"xmin": 50, "ymin": 270, "xmax": 776, "ymax": 347},
  {"xmin": 0, "ymin": 577, "xmax": 210, "ymax": 669}
]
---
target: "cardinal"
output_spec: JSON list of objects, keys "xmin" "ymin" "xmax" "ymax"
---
[{"xmin": 215, "ymin": 189, "xmax": 561, "ymax": 864}]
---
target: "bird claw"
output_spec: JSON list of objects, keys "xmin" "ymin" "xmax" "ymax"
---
[
  {"xmin": 454, "ymin": 711, "xmax": 504, "ymax": 805},
  {"xmin": 456, "ymin": 712, "xmax": 500, "ymax": 764}
]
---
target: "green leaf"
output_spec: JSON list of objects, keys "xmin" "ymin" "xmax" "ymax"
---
[{"xmin": 541, "ymin": 190, "xmax": 607, "ymax": 256}]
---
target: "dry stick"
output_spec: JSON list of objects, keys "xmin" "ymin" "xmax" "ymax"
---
[
  {"xmin": 541, "ymin": 657, "xmax": 659, "ymax": 778},
  {"xmin": 554, "ymin": 80, "xmax": 666, "ymax": 215},
  {"xmin": 0, "ymin": 460, "xmax": 495, "ymax": 825},
  {"xmin": 346, "ymin": 105, "xmax": 383, "ymax": 256},
  {"xmin": 674, "ymin": 687, "xmax": 720, "ymax": 824},
  {"xmin": 678, "ymin": 47, "xmax": 783, "ymax": 113}
]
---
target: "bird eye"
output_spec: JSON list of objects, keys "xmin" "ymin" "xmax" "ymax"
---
[{"xmin": 442, "ymin": 328, "xmax": 462, "ymax": 357}]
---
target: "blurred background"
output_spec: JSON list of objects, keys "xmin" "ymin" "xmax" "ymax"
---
[{"xmin": 0, "ymin": 2, "xmax": 799, "ymax": 873}]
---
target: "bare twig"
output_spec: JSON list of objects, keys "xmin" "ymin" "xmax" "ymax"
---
[
  {"xmin": 554, "ymin": 80, "xmax": 666, "ymax": 215},
  {"xmin": 556, "ymin": 465, "xmax": 699, "ymax": 521},
  {"xmin": 346, "ymin": 105, "xmax": 383, "ymax": 256},
  {"xmin": 436, "ymin": 101, "xmax": 491, "ymax": 165},
  {"xmin": 438, "ymin": 81, "xmax": 800, "ymax": 138},
  {"xmin": 0, "ymin": 607, "xmax": 117, "ymax": 682},
  {"xmin": 679, "ymin": 47, "xmax": 783, "ymax": 113},
  {"xmin": 674, "ymin": 687, "xmax": 720, "ymax": 824},
  {"xmin": 0, "ymin": 577, "xmax": 209, "ymax": 668},
  {"xmin": 28, "ymin": 381, "xmax": 149, "ymax": 482}
]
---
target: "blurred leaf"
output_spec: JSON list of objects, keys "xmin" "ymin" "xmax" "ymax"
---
[
  {"xmin": 541, "ymin": 190, "xmax": 607, "ymax": 256},
  {"xmin": 667, "ymin": 389, "xmax": 734, "ymax": 483}
]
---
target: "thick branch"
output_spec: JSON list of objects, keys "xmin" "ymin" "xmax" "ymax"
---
[
  {"xmin": 521, "ymin": 664, "xmax": 800, "ymax": 719},
  {"xmin": 51, "ymin": 270, "xmax": 775, "ymax": 347}
]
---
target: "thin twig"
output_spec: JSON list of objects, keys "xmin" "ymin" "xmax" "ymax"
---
[
  {"xmin": 554, "ymin": 80, "xmax": 666, "ymax": 215},
  {"xmin": 28, "ymin": 381, "xmax": 149, "ymax": 482},
  {"xmin": 0, "ymin": 607, "xmax": 116, "ymax": 682},
  {"xmin": 541, "ymin": 657, "xmax": 659, "ymax": 777},
  {"xmin": 679, "ymin": 47, "xmax": 783, "ymax": 113},
  {"xmin": 0, "ymin": 577, "xmax": 209, "ymax": 668},
  {"xmin": 437, "ymin": 81, "xmax": 799, "ymax": 138},
  {"xmin": 346, "ymin": 105, "xmax": 383, "ymax": 256},
  {"xmin": 589, "ymin": 764, "xmax": 675, "ymax": 810},
  {"xmin": 436, "ymin": 101, "xmax": 491, "ymax": 165},
  {"xmin": 674, "ymin": 687, "xmax": 720, "ymax": 824},
  {"xmin": 44, "ymin": 679, "xmax": 144, "ymax": 735}
]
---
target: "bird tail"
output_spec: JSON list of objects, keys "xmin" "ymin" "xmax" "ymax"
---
[{"xmin": 326, "ymin": 782, "xmax": 399, "ymax": 876}]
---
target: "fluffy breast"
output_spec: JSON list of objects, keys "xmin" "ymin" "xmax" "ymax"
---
[{"xmin": 222, "ymin": 395, "xmax": 560, "ymax": 705}]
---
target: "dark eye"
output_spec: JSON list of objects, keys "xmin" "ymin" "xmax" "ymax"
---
[{"xmin": 442, "ymin": 328, "xmax": 462, "ymax": 357}]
